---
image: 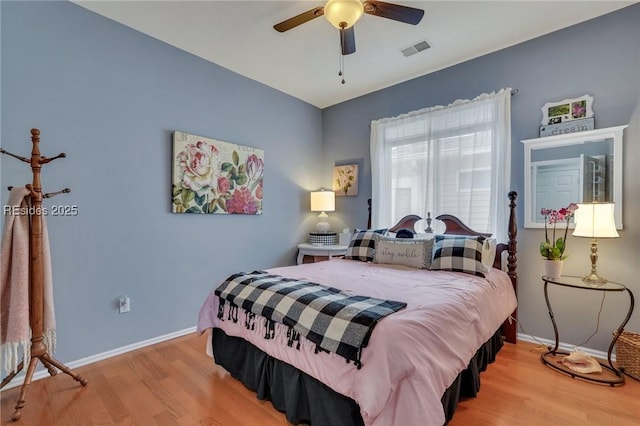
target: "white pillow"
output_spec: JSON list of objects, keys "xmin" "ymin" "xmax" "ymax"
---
[
  {"xmin": 413, "ymin": 233, "xmax": 435, "ymax": 240},
  {"xmin": 482, "ymin": 238, "xmax": 497, "ymax": 271}
]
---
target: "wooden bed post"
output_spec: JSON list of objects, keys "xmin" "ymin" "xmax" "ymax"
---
[
  {"xmin": 0, "ymin": 129, "xmax": 87, "ymax": 421},
  {"xmin": 503, "ymin": 191, "xmax": 518, "ymax": 343}
]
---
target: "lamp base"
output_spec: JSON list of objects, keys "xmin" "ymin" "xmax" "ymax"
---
[
  {"xmin": 582, "ymin": 239, "xmax": 607, "ymax": 285},
  {"xmin": 582, "ymin": 272, "xmax": 608, "ymax": 285},
  {"xmin": 316, "ymin": 221, "xmax": 330, "ymax": 233}
]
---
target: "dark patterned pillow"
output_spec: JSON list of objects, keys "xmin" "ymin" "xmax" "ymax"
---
[
  {"xmin": 344, "ymin": 228, "xmax": 388, "ymax": 262},
  {"xmin": 430, "ymin": 235, "xmax": 488, "ymax": 277},
  {"xmin": 395, "ymin": 228, "xmax": 415, "ymax": 239}
]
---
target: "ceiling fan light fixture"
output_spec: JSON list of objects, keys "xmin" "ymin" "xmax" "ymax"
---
[{"xmin": 324, "ymin": 0, "xmax": 364, "ymax": 29}]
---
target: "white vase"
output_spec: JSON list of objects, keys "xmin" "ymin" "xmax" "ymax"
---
[{"xmin": 543, "ymin": 259, "xmax": 564, "ymax": 279}]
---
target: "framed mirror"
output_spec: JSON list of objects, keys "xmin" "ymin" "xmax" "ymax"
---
[{"xmin": 522, "ymin": 125, "xmax": 626, "ymax": 229}]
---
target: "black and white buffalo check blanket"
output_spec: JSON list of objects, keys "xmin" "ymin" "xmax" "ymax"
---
[{"xmin": 215, "ymin": 270, "xmax": 407, "ymax": 368}]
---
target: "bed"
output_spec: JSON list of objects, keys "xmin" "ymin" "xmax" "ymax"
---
[{"xmin": 197, "ymin": 192, "xmax": 518, "ymax": 426}]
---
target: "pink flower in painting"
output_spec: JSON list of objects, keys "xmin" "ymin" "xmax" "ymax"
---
[
  {"xmin": 226, "ymin": 187, "xmax": 258, "ymax": 214},
  {"xmin": 255, "ymin": 181, "xmax": 263, "ymax": 200},
  {"xmin": 177, "ymin": 141, "xmax": 219, "ymax": 193},
  {"xmin": 246, "ymin": 154, "xmax": 264, "ymax": 183},
  {"xmin": 572, "ymin": 102, "xmax": 586, "ymax": 119},
  {"xmin": 217, "ymin": 176, "xmax": 230, "ymax": 194}
]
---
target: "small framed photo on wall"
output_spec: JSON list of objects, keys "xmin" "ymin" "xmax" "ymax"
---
[
  {"xmin": 541, "ymin": 94, "xmax": 594, "ymax": 125},
  {"xmin": 333, "ymin": 164, "xmax": 358, "ymax": 196}
]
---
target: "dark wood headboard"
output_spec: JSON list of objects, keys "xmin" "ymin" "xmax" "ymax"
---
[{"xmin": 367, "ymin": 192, "xmax": 518, "ymax": 343}]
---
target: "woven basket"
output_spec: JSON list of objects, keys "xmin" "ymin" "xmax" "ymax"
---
[{"xmin": 616, "ymin": 331, "xmax": 640, "ymax": 380}]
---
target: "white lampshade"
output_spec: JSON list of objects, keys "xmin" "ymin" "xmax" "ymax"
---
[
  {"xmin": 324, "ymin": 0, "xmax": 364, "ymax": 29},
  {"xmin": 310, "ymin": 190, "xmax": 335, "ymax": 212},
  {"xmin": 573, "ymin": 202, "xmax": 619, "ymax": 238},
  {"xmin": 310, "ymin": 190, "xmax": 335, "ymax": 233}
]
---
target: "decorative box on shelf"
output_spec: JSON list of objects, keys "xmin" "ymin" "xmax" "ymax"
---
[
  {"xmin": 539, "ymin": 117, "xmax": 594, "ymax": 137},
  {"xmin": 308, "ymin": 232, "xmax": 337, "ymax": 246}
]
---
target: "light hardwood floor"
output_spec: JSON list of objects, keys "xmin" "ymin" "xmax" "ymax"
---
[{"xmin": 2, "ymin": 333, "xmax": 639, "ymax": 425}]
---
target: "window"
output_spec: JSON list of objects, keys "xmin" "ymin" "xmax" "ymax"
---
[{"xmin": 370, "ymin": 89, "xmax": 512, "ymax": 241}]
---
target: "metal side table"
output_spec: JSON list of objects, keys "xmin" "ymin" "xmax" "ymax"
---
[{"xmin": 541, "ymin": 275, "xmax": 635, "ymax": 386}]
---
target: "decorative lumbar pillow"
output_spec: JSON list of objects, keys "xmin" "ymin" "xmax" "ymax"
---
[
  {"xmin": 344, "ymin": 228, "xmax": 388, "ymax": 262},
  {"xmin": 374, "ymin": 239, "xmax": 433, "ymax": 269},
  {"xmin": 431, "ymin": 235, "xmax": 489, "ymax": 277}
]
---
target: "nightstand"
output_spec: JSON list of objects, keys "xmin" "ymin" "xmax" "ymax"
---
[
  {"xmin": 541, "ymin": 275, "xmax": 635, "ymax": 386},
  {"xmin": 297, "ymin": 243, "xmax": 348, "ymax": 265}
]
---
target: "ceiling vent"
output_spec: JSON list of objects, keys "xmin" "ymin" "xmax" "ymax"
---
[{"xmin": 400, "ymin": 39, "xmax": 431, "ymax": 57}]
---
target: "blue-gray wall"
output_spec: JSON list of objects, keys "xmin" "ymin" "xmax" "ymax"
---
[
  {"xmin": 1, "ymin": 0, "xmax": 322, "ymax": 370},
  {"xmin": 322, "ymin": 4, "xmax": 640, "ymax": 351},
  {"xmin": 2, "ymin": 0, "xmax": 638, "ymax": 371}
]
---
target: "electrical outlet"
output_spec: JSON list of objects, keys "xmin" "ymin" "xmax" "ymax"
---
[{"xmin": 119, "ymin": 296, "xmax": 131, "ymax": 314}]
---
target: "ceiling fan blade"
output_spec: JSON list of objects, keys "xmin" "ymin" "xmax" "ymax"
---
[
  {"xmin": 340, "ymin": 26, "xmax": 356, "ymax": 55},
  {"xmin": 273, "ymin": 6, "xmax": 324, "ymax": 32},
  {"xmin": 363, "ymin": 1, "xmax": 424, "ymax": 25}
]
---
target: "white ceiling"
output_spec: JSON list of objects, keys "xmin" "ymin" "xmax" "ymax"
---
[{"xmin": 74, "ymin": 1, "xmax": 635, "ymax": 108}]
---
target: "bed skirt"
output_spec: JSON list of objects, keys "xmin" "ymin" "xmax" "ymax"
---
[{"xmin": 212, "ymin": 327, "xmax": 503, "ymax": 425}]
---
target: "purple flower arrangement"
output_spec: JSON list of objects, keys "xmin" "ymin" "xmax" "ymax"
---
[{"xmin": 539, "ymin": 203, "xmax": 578, "ymax": 260}]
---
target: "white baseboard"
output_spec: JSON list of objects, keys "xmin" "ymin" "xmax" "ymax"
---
[
  {"xmin": 517, "ymin": 332, "xmax": 615, "ymax": 361},
  {"xmin": 1, "ymin": 326, "xmax": 197, "ymax": 391}
]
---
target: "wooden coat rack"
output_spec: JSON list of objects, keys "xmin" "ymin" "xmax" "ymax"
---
[{"xmin": 0, "ymin": 129, "xmax": 87, "ymax": 421}]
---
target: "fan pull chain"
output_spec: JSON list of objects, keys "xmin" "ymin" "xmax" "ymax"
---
[{"xmin": 338, "ymin": 53, "xmax": 345, "ymax": 84}]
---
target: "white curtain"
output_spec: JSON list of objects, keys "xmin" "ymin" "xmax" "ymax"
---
[{"xmin": 370, "ymin": 88, "xmax": 512, "ymax": 241}]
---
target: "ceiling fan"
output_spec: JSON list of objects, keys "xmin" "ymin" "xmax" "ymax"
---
[{"xmin": 273, "ymin": 0, "xmax": 425, "ymax": 55}]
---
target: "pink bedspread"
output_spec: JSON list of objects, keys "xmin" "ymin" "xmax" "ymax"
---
[{"xmin": 197, "ymin": 259, "xmax": 517, "ymax": 426}]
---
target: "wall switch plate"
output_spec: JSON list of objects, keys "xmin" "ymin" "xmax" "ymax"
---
[{"xmin": 119, "ymin": 296, "xmax": 130, "ymax": 314}]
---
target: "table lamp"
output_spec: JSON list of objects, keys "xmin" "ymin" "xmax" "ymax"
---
[
  {"xmin": 310, "ymin": 190, "xmax": 335, "ymax": 233},
  {"xmin": 572, "ymin": 202, "xmax": 619, "ymax": 284}
]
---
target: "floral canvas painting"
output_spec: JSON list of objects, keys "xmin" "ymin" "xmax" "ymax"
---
[
  {"xmin": 172, "ymin": 131, "xmax": 264, "ymax": 214},
  {"xmin": 332, "ymin": 164, "xmax": 358, "ymax": 196}
]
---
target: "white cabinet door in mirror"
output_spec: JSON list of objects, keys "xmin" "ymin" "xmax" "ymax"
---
[{"xmin": 522, "ymin": 125, "xmax": 626, "ymax": 229}]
